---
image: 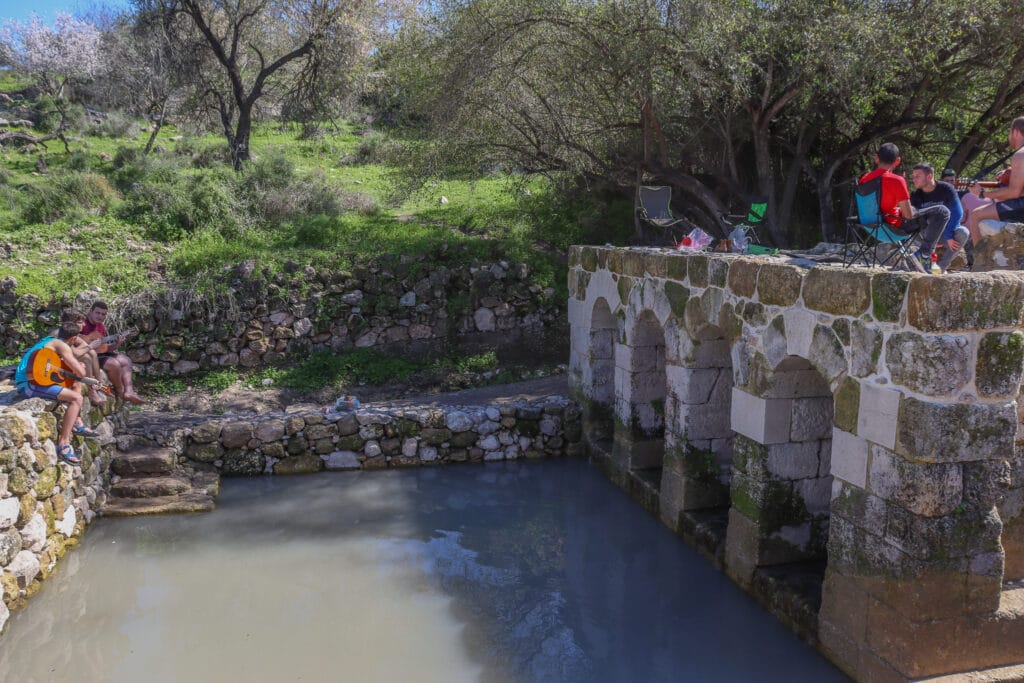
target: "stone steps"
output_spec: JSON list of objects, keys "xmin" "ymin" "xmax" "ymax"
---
[
  {"xmin": 101, "ymin": 492, "xmax": 217, "ymax": 517},
  {"xmin": 111, "ymin": 447, "xmax": 177, "ymax": 476},
  {"xmin": 101, "ymin": 445, "xmax": 219, "ymax": 517}
]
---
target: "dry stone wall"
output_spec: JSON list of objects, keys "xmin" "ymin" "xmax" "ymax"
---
[
  {"xmin": 0, "ymin": 394, "xmax": 123, "ymax": 635},
  {"xmin": 172, "ymin": 399, "xmax": 584, "ymax": 475},
  {"xmin": 0, "ymin": 254, "xmax": 565, "ymax": 371}
]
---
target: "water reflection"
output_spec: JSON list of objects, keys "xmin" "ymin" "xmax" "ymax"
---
[{"xmin": 0, "ymin": 460, "xmax": 846, "ymax": 682}]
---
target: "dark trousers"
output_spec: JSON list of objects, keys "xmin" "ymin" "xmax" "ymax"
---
[{"xmin": 898, "ymin": 205, "xmax": 950, "ymax": 259}]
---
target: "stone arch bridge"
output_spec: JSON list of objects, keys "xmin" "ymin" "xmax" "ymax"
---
[{"xmin": 568, "ymin": 246, "xmax": 1024, "ymax": 682}]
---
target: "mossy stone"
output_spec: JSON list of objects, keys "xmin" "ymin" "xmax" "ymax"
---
[
  {"xmin": 32, "ymin": 466, "xmax": 57, "ymax": 499},
  {"xmin": 621, "ymin": 251, "xmax": 646, "ymax": 277},
  {"xmin": 664, "ymin": 281, "xmax": 689, "ymax": 317},
  {"xmin": 664, "ymin": 254, "xmax": 687, "ymax": 281},
  {"xmin": 8, "ymin": 467, "xmax": 31, "ymax": 496},
  {"xmin": 727, "ymin": 259, "xmax": 761, "ymax": 298},
  {"xmin": 35, "ymin": 413, "xmax": 57, "ymax": 442},
  {"xmin": 976, "ymin": 331, "xmax": 1024, "ymax": 398},
  {"xmin": 19, "ymin": 492, "xmax": 37, "ymax": 526},
  {"xmin": 688, "ymin": 254, "xmax": 710, "ymax": 288},
  {"xmin": 907, "ymin": 272, "xmax": 1024, "ymax": 332},
  {"xmin": 832, "ymin": 318, "xmax": 851, "ymax": 346},
  {"xmin": 803, "ymin": 267, "xmax": 871, "ymax": 317},
  {"xmin": 336, "ymin": 434, "xmax": 365, "ymax": 451},
  {"xmin": 574, "ymin": 270, "xmax": 591, "ymax": 301},
  {"xmin": 617, "ymin": 276, "xmax": 634, "ymax": 306},
  {"xmin": 833, "ymin": 378, "xmax": 860, "ymax": 433},
  {"xmin": 644, "ymin": 253, "xmax": 667, "ymax": 278},
  {"xmin": 274, "ymin": 455, "xmax": 323, "ymax": 474},
  {"xmin": 708, "ymin": 257, "xmax": 729, "ymax": 288},
  {"xmin": 756, "ymin": 264, "xmax": 803, "ymax": 306},
  {"xmin": 580, "ymin": 247, "xmax": 598, "ymax": 272}
]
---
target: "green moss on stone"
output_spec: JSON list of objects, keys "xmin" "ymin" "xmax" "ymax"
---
[
  {"xmin": 688, "ymin": 255, "xmax": 710, "ymax": 288},
  {"xmin": 664, "ymin": 281, "xmax": 689, "ymax": 316},
  {"xmin": 617, "ymin": 276, "xmax": 634, "ymax": 306},
  {"xmin": 871, "ymin": 272, "xmax": 910, "ymax": 323},
  {"xmin": 832, "ymin": 318, "xmax": 851, "ymax": 346},
  {"xmin": 976, "ymin": 331, "xmax": 1024, "ymax": 397},
  {"xmin": 664, "ymin": 254, "xmax": 687, "ymax": 281},
  {"xmin": 833, "ymin": 378, "xmax": 861, "ymax": 433},
  {"xmin": 580, "ymin": 247, "xmax": 598, "ymax": 272}
]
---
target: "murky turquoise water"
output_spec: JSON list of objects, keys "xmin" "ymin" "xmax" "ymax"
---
[{"xmin": 0, "ymin": 460, "xmax": 845, "ymax": 682}]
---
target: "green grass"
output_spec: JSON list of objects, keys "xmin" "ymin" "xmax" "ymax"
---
[{"xmin": 0, "ymin": 105, "xmax": 630, "ymax": 302}]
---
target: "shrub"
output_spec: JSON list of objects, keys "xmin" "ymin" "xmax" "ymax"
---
[
  {"xmin": 20, "ymin": 171, "xmax": 118, "ymax": 223},
  {"xmin": 65, "ymin": 151, "xmax": 91, "ymax": 171},
  {"xmin": 291, "ymin": 214, "xmax": 338, "ymax": 247},
  {"xmin": 89, "ymin": 111, "xmax": 139, "ymax": 138},
  {"xmin": 118, "ymin": 168, "xmax": 247, "ymax": 241}
]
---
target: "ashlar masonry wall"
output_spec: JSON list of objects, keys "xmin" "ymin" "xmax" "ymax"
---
[{"xmin": 568, "ymin": 246, "xmax": 1024, "ymax": 682}]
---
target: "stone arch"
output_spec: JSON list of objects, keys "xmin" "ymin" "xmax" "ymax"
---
[
  {"xmin": 725, "ymin": 354, "xmax": 835, "ymax": 597},
  {"xmin": 585, "ymin": 297, "xmax": 617, "ymax": 442},
  {"xmin": 613, "ymin": 309, "xmax": 667, "ymax": 475}
]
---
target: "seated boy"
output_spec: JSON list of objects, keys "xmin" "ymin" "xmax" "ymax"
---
[
  {"xmin": 61, "ymin": 307, "xmax": 106, "ymax": 405},
  {"xmin": 13, "ymin": 322, "xmax": 99, "ymax": 465}
]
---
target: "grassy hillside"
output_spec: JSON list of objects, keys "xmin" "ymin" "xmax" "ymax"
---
[{"xmin": 0, "ymin": 96, "xmax": 634, "ymax": 303}]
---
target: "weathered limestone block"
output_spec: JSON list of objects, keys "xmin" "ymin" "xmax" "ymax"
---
[
  {"xmin": 221, "ymin": 448, "xmax": 266, "ymax": 476},
  {"xmin": 8, "ymin": 550, "xmax": 39, "ymax": 588},
  {"xmin": 663, "ymin": 281, "xmax": 688, "ymax": 317},
  {"xmin": 885, "ymin": 332, "xmax": 972, "ymax": 396},
  {"xmin": 857, "ymin": 383, "xmax": 901, "ymax": 450},
  {"xmin": 808, "ymin": 325, "xmax": 847, "ymax": 383},
  {"xmin": 220, "ymin": 422, "xmax": 254, "ymax": 448},
  {"xmin": 0, "ymin": 528, "xmax": 21, "ymax": 565},
  {"xmin": 790, "ymin": 397, "xmax": 833, "ymax": 442},
  {"xmin": 833, "ymin": 378, "xmax": 860, "ymax": 433},
  {"xmin": 803, "ymin": 267, "xmax": 872, "ymax": 317},
  {"xmin": 757, "ymin": 263, "xmax": 803, "ymax": 306},
  {"xmin": 254, "ymin": 419, "xmax": 286, "ymax": 443},
  {"xmin": 975, "ymin": 331, "xmax": 1024, "ymax": 398},
  {"xmin": 830, "ymin": 428, "xmax": 869, "ymax": 488},
  {"xmin": 188, "ymin": 442, "xmax": 223, "ymax": 463},
  {"xmin": 621, "ymin": 251, "xmax": 646, "ymax": 278},
  {"xmin": 849, "ymin": 320, "xmax": 882, "ymax": 378},
  {"xmin": 897, "ymin": 398, "xmax": 1016, "ymax": 463},
  {"xmin": 727, "ymin": 258, "xmax": 760, "ymax": 298},
  {"xmin": 731, "ymin": 389, "xmax": 792, "ymax": 444},
  {"xmin": 20, "ymin": 513, "xmax": 46, "ymax": 552},
  {"xmin": 868, "ymin": 446, "xmax": 962, "ymax": 517},
  {"xmin": 907, "ymin": 271, "xmax": 1024, "ymax": 332},
  {"xmin": 323, "ymin": 451, "xmax": 360, "ymax": 470},
  {"xmin": 871, "ymin": 272, "xmax": 912, "ymax": 323},
  {"xmin": 0, "ymin": 498, "xmax": 19, "ymax": 529},
  {"xmin": 190, "ymin": 422, "xmax": 223, "ymax": 444},
  {"xmin": 274, "ymin": 455, "xmax": 323, "ymax": 474}
]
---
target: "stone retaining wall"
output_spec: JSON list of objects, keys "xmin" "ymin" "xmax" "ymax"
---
[
  {"xmin": 0, "ymin": 396, "xmax": 123, "ymax": 634},
  {"xmin": 0, "ymin": 253, "xmax": 566, "ymax": 372},
  {"xmin": 177, "ymin": 399, "xmax": 585, "ymax": 475}
]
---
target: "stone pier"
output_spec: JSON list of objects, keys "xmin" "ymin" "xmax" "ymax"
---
[{"xmin": 568, "ymin": 246, "xmax": 1024, "ymax": 682}]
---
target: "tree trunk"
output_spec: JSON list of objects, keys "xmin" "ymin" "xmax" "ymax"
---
[
  {"xmin": 231, "ymin": 105, "xmax": 253, "ymax": 171},
  {"xmin": 143, "ymin": 100, "xmax": 168, "ymax": 156}
]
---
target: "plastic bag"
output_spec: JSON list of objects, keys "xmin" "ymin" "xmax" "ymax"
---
[
  {"xmin": 322, "ymin": 394, "xmax": 361, "ymax": 414},
  {"xmin": 728, "ymin": 227, "xmax": 749, "ymax": 254},
  {"xmin": 675, "ymin": 227, "xmax": 713, "ymax": 252}
]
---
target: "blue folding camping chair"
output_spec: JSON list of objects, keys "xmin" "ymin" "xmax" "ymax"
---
[{"xmin": 843, "ymin": 177, "xmax": 923, "ymax": 271}]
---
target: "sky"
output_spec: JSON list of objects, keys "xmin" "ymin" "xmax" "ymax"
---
[{"xmin": 0, "ymin": 0, "xmax": 132, "ymax": 24}]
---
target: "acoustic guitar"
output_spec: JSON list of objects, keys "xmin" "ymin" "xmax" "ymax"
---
[
  {"xmin": 81, "ymin": 327, "xmax": 139, "ymax": 352},
  {"xmin": 29, "ymin": 346, "xmax": 113, "ymax": 394}
]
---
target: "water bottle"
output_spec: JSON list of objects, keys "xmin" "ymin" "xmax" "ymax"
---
[{"xmin": 930, "ymin": 252, "xmax": 941, "ymax": 275}]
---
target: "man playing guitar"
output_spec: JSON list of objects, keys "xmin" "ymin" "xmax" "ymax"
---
[
  {"xmin": 967, "ymin": 116, "xmax": 1024, "ymax": 250},
  {"xmin": 13, "ymin": 322, "xmax": 98, "ymax": 465},
  {"xmin": 82, "ymin": 300, "xmax": 144, "ymax": 405}
]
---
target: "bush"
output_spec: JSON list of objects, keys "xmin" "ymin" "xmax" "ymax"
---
[
  {"xmin": 65, "ymin": 151, "xmax": 91, "ymax": 171},
  {"xmin": 20, "ymin": 171, "xmax": 118, "ymax": 223},
  {"xmin": 345, "ymin": 130, "xmax": 403, "ymax": 165},
  {"xmin": 89, "ymin": 111, "xmax": 139, "ymax": 138},
  {"xmin": 118, "ymin": 167, "xmax": 247, "ymax": 241},
  {"xmin": 243, "ymin": 160, "xmax": 349, "ymax": 224},
  {"xmin": 291, "ymin": 214, "xmax": 338, "ymax": 247}
]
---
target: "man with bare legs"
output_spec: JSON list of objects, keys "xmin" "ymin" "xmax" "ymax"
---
[{"xmin": 82, "ymin": 300, "xmax": 144, "ymax": 405}]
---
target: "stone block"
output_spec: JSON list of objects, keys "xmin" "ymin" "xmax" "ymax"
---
[
  {"xmin": 220, "ymin": 422, "xmax": 254, "ymax": 449},
  {"xmin": 803, "ymin": 267, "xmax": 872, "ymax": 317},
  {"xmin": 795, "ymin": 476, "xmax": 832, "ymax": 515},
  {"xmin": 663, "ymin": 281, "xmax": 688, "ymax": 317},
  {"xmin": 274, "ymin": 455, "xmax": 323, "ymax": 475},
  {"xmin": 765, "ymin": 441, "xmax": 820, "ymax": 480},
  {"xmin": 808, "ymin": 325, "xmax": 847, "ymax": 383},
  {"xmin": 730, "ymin": 389, "xmax": 792, "ymax": 445},
  {"xmin": 976, "ymin": 331, "xmax": 1024, "ymax": 398},
  {"xmin": 727, "ymin": 258, "xmax": 761, "ymax": 298},
  {"xmin": 849, "ymin": 320, "xmax": 882, "ymax": 378},
  {"xmin": 831, "ymin": 428, "xmax": 869, "ymax": 488},
  {"xmin": 0, "ymin": 498, "xmax": 18, "ymax": 529},
  {"xmin": 868, "ymin": 446, "xmax": 962, "ymax": 517},
  {"xmin": 783, "ymin": 308, "xmax": 817, "ymax": 359},
  {"xmin": 833, "ymin": 377, "xmax": 860, "ymax": 433},
  {"xmin": 907, "ymin": 271, "xmax": 1024, "ymax": 332},
  {"xmin": 896, "ymin": 397, "xmax": 1016, "ymax": 463},
  {"xmin": 871, "ymin": 272, "xmax": 912, "ymax": 323},
  {"xmin": 707, "ymin": 257, "xmax": 729, "ymax": 288},
  {"xmin": 790, "ymin": 396, "xmax": 833, "ymax": 442},
  {"xmin": 324, "ymin": 451, "xmax": 361, "ymax": 470},
  {"xmin": 8, "ymin": 550, "xmax": 39, "ymax": 588},
  {"xmin": 687, "ymin": 254, "xmax": 709, "ymax": 287},
  {"xmin": 857, "ymin": 383, "xmax": 900, "ymax": 450},
  {"xmin": 756, "ymin": 263, "xmax": 803, "ymax": 306},
  {"xmin": 885, "ymin": 332, "xmax": 971, "ymax": 396},
  {"xmin": 676, "ymin": 402, "xmax": 732, "ymax": 441},
  {"xmin": 254, "ymin": 419, "xmax": 286, "ymax": 443}
]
